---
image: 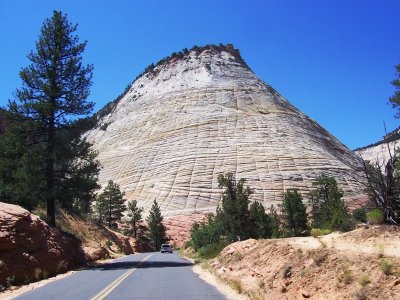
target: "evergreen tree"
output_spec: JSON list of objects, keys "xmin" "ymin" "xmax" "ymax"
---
[
  {"xmin": 190, "ymin": 214, "xmax": 222, "ymax": 250},
  {"xmin": 281, "ymin": 189, "xmax": 308, "ymax": 236},
  {"xmin": 7, "ymin": 11, "xmax": 94, "ymax": 226},
  {"xmin": 0, "ymin": 124, "xmax": 43, "ymax": 210},
  {"xmin": 309, "ymin": 174, "xmax": 354, "ymax": 231},
  {"xmin": 146, "ymin": 200, "xmax": 167, "ymax": 250},
  {"xmin": 216, "ymin": 173, "xmax": 253, "ymax": 242},
  {"xmin": 389, "ymin": 63, "xmax": 400, "ymax": 118},
  {"xmin": 93, "ymin": 193, "xmax": 107, "ymax": 224},
  {"xmin": 269, "ymin": 204, "xmax": 282, "ymax": 238},
  {"xmin": 248, "ymin": 201, "xmax": 273, "ymax": 239},
  {"xmin": 97, "ymin": 180, "xmax": 126, "ymax": 228},
  {"xmin": 126, "ymin": 200, "xmax": 144, "ymax": 238}
]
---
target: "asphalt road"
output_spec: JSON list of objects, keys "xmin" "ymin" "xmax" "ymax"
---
[{"xmin": 14, "ymin": 252, "xmax": 226, "ymax": 300}]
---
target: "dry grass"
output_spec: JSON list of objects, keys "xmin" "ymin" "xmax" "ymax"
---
[
  {"xmin": 358, "ymin": 274, "xmax": 370, "ymax": 286},
  {"xmin": 229, "ymin": 279, "xmax": 243, "ymax": 294}
]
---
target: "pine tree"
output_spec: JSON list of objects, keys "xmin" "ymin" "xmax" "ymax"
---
[
  {"xmin": 281, "ymin": 189, "xmax": 308, "ymax": 236},
  {"xmin": 309, "ymin": 174, "xmax": 353, "ymax": 231},
  {"xmin": 216, "ymin": 173, "xmax": 253, "ymax": 242},
  {"xmin": 97, "ymin": 180, "xmax": 126, "ymax": 228},
  {"xmin": 7, "ymin": 11, "xmax": 94, "ymax": 226},
  {"xmin": 0, "ymin": 124, "xmax": 43, "ymax": 210},
  {"xmin": 126, "ymin": 200, "xmax": 144, "ymax": 238},
  {"xmin": 146, "ymin": 200, "xmax": 167, "ymax": 250},
  {"xmin": 389, "ymin": 63, "xmax": 400, "ymax": 118},
  {"xmin": 248, "ymin": 201, "xmax": 273, "ymax": 239}
]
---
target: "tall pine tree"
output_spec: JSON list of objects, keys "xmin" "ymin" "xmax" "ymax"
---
[
  {"xmin": 281, "ymin": 189, "xmax": 308, "ymax": 236},
  {"xmin": 96, "ymin": 180, "xmax": 126, "ymax": 228},
  {"xmin": 216, "ymin": 173, "xmax": 253, "ymax": 242},
  {"xmin": 126, "ymin": 200, "xmax": 144, "ymax": 238},
  {"xmin": 146, "ymin": 200, "xmax": 167, "ymax": 250},
  {"xmin": 7, "ymin": 11, "xmax": 95, "ymax": 226}
]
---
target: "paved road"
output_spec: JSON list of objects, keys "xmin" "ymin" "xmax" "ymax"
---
[{"xmin": 14, "ymin": 252, "xmax": 226, "ymax": 300}]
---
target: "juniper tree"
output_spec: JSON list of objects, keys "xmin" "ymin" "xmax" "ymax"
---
[
  {"xmin": 281, "ymin": 189, "xmax": 308, "ymax": 236},
  {"xmin": 146, "ymin": 200, "xmax": 167, "ymax": 250},
  {"xmin": 7, "ymin": 11, "xmax": 95, "ymax": 225}
]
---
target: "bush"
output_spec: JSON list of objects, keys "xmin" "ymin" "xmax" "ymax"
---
[
  {"xmin": 379, "ymin": 258, "xmax": 394, "ymax": 275},
  {"xmin": 367, "ymin": 209, "xmax": 384, "ymax": 225},
  {"xmin": 352, "ymin": 208, "xmax": 367, "ymax": 223},
  {"xmin": 197, "ymin": 242, "xmax": 226, "ymax": 259},
  {"xmin": 358, "ymin": 275, "xmax": 370, "ymax": 286}
]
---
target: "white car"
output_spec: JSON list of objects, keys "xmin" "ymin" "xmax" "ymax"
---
[{"xmin": 160, "ymin": 243, "xmax": 173, "ymax": 253}]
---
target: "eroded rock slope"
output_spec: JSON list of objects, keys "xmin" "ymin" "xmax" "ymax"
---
[{"xmin": 85, "ymin": 45, "xmax": 366, "ymax": 215}]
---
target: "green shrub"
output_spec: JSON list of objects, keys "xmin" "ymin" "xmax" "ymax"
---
[
  {"xmin": 352, "ymin": 208, "xmax": 367, "ymax": 223},
  {"xmin": 337, "ymin": 264, "xmax": 352, "ymax": 284},
  {"xmin": 0, "ymin": 276, "xmax": 15, "ymax": 291},
  {"xmin": 358, "ymin": 274, "xmax": 370, "ymax": 286},
  {"xmin": 197, "ymin": 242, "xmax": 226, "ymax": 259},
  {"xmin": 367, "ymin": 209, "xmax": 384, "ymax": 225},
  {"xmin": 379, "ymin": 258, "xmax": 394, "ymax": 275}
]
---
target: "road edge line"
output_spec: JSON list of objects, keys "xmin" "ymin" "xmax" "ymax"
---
[{"xmin": 90, "ymin": 254, "xmax": 152, "ymax": 300}]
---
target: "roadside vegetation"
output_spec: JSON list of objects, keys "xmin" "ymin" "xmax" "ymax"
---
[
  {"xmin": 0, "ymin": 11, "xmax": 167, "ymax": 254},
  {"xmin": 186, "ymin": 167, "xmax": 400, "ymax": 262}
]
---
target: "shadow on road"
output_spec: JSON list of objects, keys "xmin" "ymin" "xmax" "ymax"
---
[{"xmin": 90, "ymin": 260, "xmax": 193, "ymax": 271}]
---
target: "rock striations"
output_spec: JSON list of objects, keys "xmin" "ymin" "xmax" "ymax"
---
[{"xmin": 85, "ymin": 45, "xmax": 366, "ymax": 216}]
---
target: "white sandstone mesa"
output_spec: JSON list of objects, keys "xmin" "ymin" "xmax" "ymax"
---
[{"xmin": 84, "ymin": 44, "xmax": 367, "ymax": 216}]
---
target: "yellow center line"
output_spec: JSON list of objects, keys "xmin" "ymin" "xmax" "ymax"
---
[{"xmin": 90, "ymin": 254, "xmax": 153, "ymax": 300}]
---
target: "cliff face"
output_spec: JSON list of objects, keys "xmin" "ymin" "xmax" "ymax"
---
[{"xmin": 85, "ymin": 45, "xmax": 366, "ymax": 215}]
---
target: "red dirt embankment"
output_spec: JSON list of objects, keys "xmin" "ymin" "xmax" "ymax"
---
[
  {"xmin": 208, "ymin": 226, "xmax": 400, "ymax": 299},
  {"xmin": 0, "ymin": 202, "xmax": 136, "ymax": 287}
]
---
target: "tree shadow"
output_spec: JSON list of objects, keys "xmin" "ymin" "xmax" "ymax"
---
[{"xmin": 89, "ymin": 259, "xmax": 193, "ymax": 271}]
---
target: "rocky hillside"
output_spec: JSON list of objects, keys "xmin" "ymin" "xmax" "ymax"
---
[
  {"xmin": 84, "ymin": 44, "xmax": 367, "ymax": 216},
  {"xmin": 202, "ymin": 225, "xmax": 400, "ymax": 299},
  {"xmin": 0, "ymin": 202, "xmax": 135, "ymax": 287}
]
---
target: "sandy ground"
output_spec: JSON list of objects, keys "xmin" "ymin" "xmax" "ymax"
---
[
  {"xmin": 208, "ymin": 225, "xmax": 400, "ymax": 299},
  {"xmin": 192, "ymin": 264, "xmax": 248, "ymax": 300}
]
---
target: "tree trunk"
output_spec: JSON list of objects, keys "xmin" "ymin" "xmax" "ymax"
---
[{"xmin": 46, "ymin": 114, "xmax": 56, "ymax": 227}]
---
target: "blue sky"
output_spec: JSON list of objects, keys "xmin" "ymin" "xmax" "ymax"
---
[{"xmin": 0, "ymin": 0, "xmax": 399, "ymax": 149}]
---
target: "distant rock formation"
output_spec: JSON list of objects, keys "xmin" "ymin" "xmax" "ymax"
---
[
  {"xmin": 355, "ymin": 127, "xmax": 400, "ymax": 168},
  {"xmin": 85, "ymin": 44, "xmax": 367, "ymax": 216}
]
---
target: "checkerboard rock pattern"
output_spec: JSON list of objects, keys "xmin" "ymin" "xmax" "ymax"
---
[{"xmin": 85, "ymin": 47, "xmax": 366, "ymax": 216}]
